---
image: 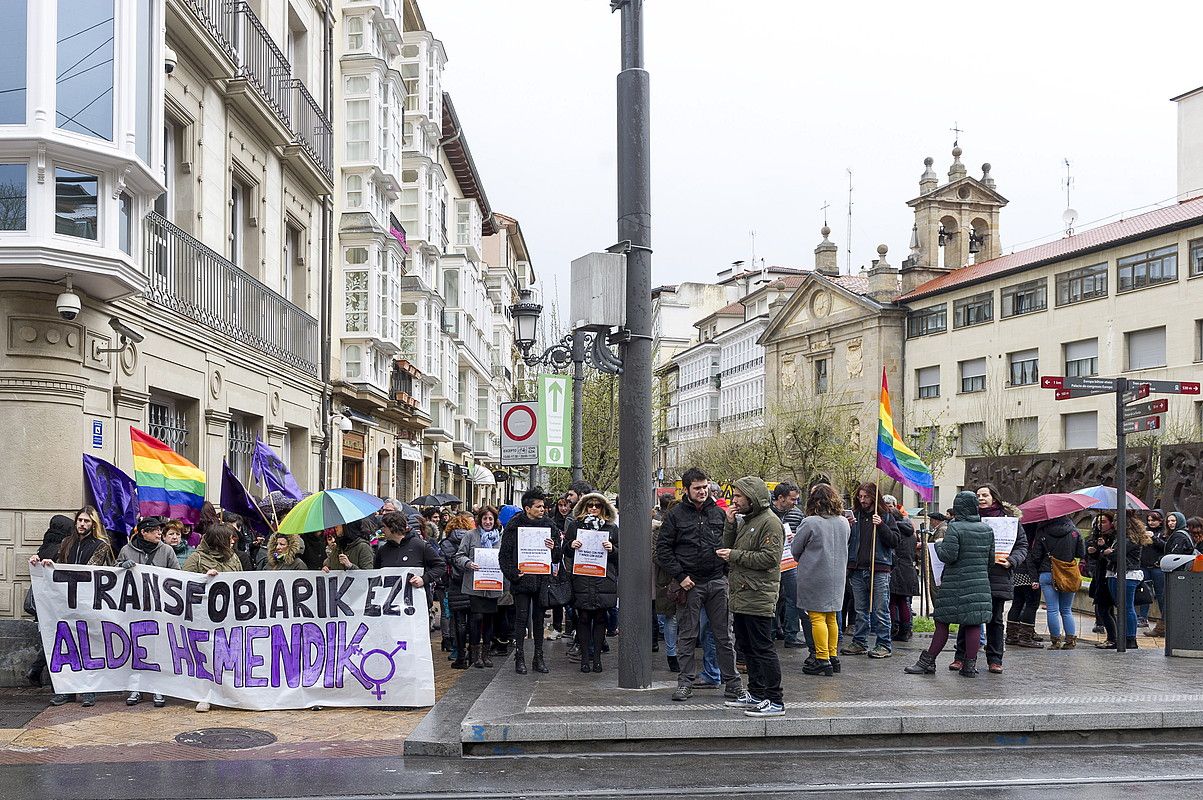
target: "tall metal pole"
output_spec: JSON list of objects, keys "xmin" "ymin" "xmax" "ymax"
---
[
  {"xmin": 572, "ymin": 330, "xmax": 585, "ymax": 483},
  {"xmin": 1115, "ymin": 378, "xmax": 1129, "ymax": 653},
  {"xmin": 616, "ymin": 0, "xmax": 652, "ymax": 689}
]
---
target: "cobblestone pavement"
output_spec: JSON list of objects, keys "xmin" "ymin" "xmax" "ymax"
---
[{"xmin": 0, "ymin": 641, "xmax": 466, "ymax": 766}]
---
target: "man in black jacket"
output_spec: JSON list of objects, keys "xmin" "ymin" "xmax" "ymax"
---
[
  {"xmin": 841, "ymin": 483, "xmax": 899, "ymax": 658},
  {"xmin": 770, "ymin": 482, "xmax": 805, "ymax": 650},
  {"xmin": 499, "ymin": 488, "xmax": 558, "ymax": 675},
  {"xmin": 655, "ymin": 467, "xmax": 743, "ymax": 702}
]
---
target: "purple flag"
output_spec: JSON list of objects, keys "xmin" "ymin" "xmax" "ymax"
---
[
  {"xmin": 82, "ymin": 454, "xmax": 138, "ymax": 552},
  {"xmin": 220, "ymin": 461, "xmax": 272, "ymax": 536},
  {"xmin": 250, "ymin": 437, "xmax": 303, "ymax": 501}
]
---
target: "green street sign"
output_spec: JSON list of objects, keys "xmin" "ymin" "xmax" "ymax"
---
[{"xmin": 537, "ymin": 374, "xmax": 572, "ymax": 468}]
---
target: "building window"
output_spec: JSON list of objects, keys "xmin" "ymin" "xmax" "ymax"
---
[
  {"xmin": 1008, "ymin": 349, "xmax": 1039, "ymax": 386},
  {"xmin": 135, "ymin": 0, "xmax": 155, "ymax": 164},
  {"xmin": 0, "ymin": 1, "xmax": 26, "ymax": 124},
  {"xmin": 345, "ymin": 75, "xmax": 370, "ymax": 162},
  {"xmin": 917, "ymin": 365, "xmax": 940, "ymax": 399},
  {"xmin": 227, "ymin": 414, "xmax": 256, "ymax": 480},
  {"xmin": 1190, "ymin": 238, "xmax": 1203, "ymax": 278},
  {"xmin": 229, "ymin": 175, "xmax": 255, "ymax": 269},
  {"xmin": 0, "ymin": 163, "xmax": 27, "ymax": 230},
  {"xmin": 1001, "ymin": 278, "xmax": 1047, "ymax": 318},
  {"xmin": 1006, "ymin": 417, "xmax": 1039, "ymax": 453},
  {"xmin": 1064, "ymin": 338, "xmax": 1098, "ymax": 377},
  {"xmin": 54, "ymin": 168, "xmax": 98, "ymax": 239},
  {"xmin": 345, "ymin": 247, "xmax": 369, "ymax": 333},
  {"xmin": 1126, "ymin": 326, "xmax": 1166, "ymax": 371},
  {"xmin": 1117, "ymin": 245, "xmax": 1177, "ymax": 292},
  {"xmin": 907, "ymin": 304, "xmax": 947, "ymax": 338},
  {"xmin": 814, "ymin": 358, "xmax": 828, "ymax": 394},
  {"xmin": 959, "ymin": 357, "xmax": 986, "ymax": 394},
  {"xmin": 960, "ymin": 422, "xmax": 985, "ymax": 456},
  {"xmin": 346, "ymin": 15, "xmax": 364, "ymax": 50},
  {"xmin": 118, "ymin": 192, "xmax": 132, "ymax": 254},
  {"xmin": 1063, "ymin": 411, "xmax": 1098, "ymax": 450},
  {"xmin": 1055, "ymin": 262, "xmax": 1108, "ymax": 305},
  {"xmin": 345, "ymin": 174, "xmax": 362, "ymax": 208},
  {"xmin": 148, "ymin": 401, "xmax": 188, "ymax": 454},
  {"xmin": 344, "ymin": 344, "xmax": 362, "ymax": 380},
  {"xmin": 283, "ymin": 223, "xmax": 303, "ymax": 306},
  {"xmin": 953, "ymin": 292, "xmax": 993, "ymax": 328},
  {"xmin": 57, "ymin": 1, "xmax": 114, "ymax": 141}
]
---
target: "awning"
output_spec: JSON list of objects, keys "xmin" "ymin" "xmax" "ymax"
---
[{"xmin": 472, "ymin": 465, "xmax": 496, "ymax": 485}]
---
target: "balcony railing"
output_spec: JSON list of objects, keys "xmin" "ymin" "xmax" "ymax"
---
[
  {"xmin": 287, "ymin": 78, "xmax": 332, "ymax": 178},
  {"xmin": 233, "ymin": 3, "xmax": 292, "ymax": 126},
  {"xmin": 183, "ymin": 0, "xmax": 237, "ymax": 60},
  {"xmin": 144, "ymin": 212, "xmax": 319, "ymax": 376}
]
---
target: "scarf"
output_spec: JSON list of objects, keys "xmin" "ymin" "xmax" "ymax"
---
[
  {"xmin": 979, "ymin": 503, "xmax": 1005, "ymax": 518},
  {"xmin": 479, "ymin": 526, "xmax": 500, "ymax": 549}
]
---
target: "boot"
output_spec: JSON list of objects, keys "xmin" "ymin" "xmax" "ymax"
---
[
  {"xmin": 1016, "ymin": 623, "xmax": 1045, "ymax": 649},
  {"xmin": 1144, "ymin": 620, "xmax": 1166, "ymax": 638},
  {"xmin": 1005, "ymin": 622, "xmax": 1019, "ymax": 645},
  {"xmin": 514, "ymin": 646, "xmax": 528, "ymax": 675},
  {"xmin": 480, "ymin": 647, "xmax": 494, "ymax": 668},
  {"xmin": 441, "ymin": 636, "xmax": 453, "ymax": 652},
  {"xmin": 904, "ymin": 651, "xmax": 937, "ymax": 674},
  {"xmin": 958, "ymin": 657, "xmax": 979, "ymax": 677},
  {"xmin": 452, "ymin": 648, "xmax": 469, "ymax": 669},
  {"xmin": 1047, "ymin": 635, "xmax": 1063, "ymax": 651},
  {"xmin": 581, "ymin": 657, "xmax": 592, "ymax": 673},
  {"xmin": 591, "ymin": 653, "xmax": 603, "ymax": 673},
  {"xmin": 1061, "ymin": 634, "xmax": 1077, "ymax": 650},
  {"xmin": 532, "ymin": 648, "xmax": 549, "ymax": 674},
  {"xmin": 470, "ymin": 645, "xmax": 484, "ymax": 669},
  {"xmin": 1125, "ymin": 637, "xmax": 1139, "ymax": 650},
  {"xmin": 829, "ymin": 657, "xmax": 841, "ymax": 674}
]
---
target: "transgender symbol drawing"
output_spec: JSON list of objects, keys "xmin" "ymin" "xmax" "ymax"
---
[{"xmin": 353, "ymin": 640, "xmax": 409, "ymax": 700}]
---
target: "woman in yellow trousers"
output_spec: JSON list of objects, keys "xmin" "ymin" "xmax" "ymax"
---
[{"xmin": 790, "ymin": 484, "xmax": 852, "ymax": 677}]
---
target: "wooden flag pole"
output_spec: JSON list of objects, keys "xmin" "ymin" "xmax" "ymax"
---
[{"xmin": 867, "ymin": 472, "xmax": 882, "ymax": 616}]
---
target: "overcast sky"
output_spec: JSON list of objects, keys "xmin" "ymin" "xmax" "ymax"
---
[{"xmin": 421, "ymin": 1, "xmax": 1193, "ymax": 311}]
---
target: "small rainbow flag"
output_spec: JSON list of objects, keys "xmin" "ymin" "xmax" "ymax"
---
[
  {"xmin": 131, "ymin": 426, "xmax": 206, "ymax": 524},
  {"xmin": 877, "ymin": 369, "xmax": 934, "ymax": 501}
]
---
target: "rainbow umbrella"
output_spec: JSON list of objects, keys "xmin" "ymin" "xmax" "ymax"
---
[
  {"xmin": 1071, "ymin": 485, "xmax": 1149, "ymax": 511},
  {"xmin": 276, "ymin": 488, "xmax": 384, "ymax": 535}
]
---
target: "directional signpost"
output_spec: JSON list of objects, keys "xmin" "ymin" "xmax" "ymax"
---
[
  {"xmin": 1041, "ymin": 373, "xmax": 1200, "ymax": 653},
  {"xmin": 537, "ymin": 374, "xmax": 572, "ymax": 468}
]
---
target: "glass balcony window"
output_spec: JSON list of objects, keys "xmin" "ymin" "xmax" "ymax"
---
[
  {"xmin": 0, "ymin": 2, "xmax": 26, "ymax": 124},
  {"xmin": 57, "ymin": 0, "xmax": 115, "ymax": 141},
  {"xmin": 55, "ymin": 168, "xmax": 99, "ymax": 239}
]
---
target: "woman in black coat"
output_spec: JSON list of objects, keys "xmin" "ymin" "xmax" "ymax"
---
[
  {"xmin": 439, "ymin": 513, "xmax": 472, "ymax": 669},
  {"xmin": 499, "ymin": 489, "xmax": 559, "ymax": 675},
  {"xmin": 884, "ymin": 496, "xmax": 919, "ymax": 642},
  {"xmin": 25, "ymin": 515, "xmax": 74, "ymax": 686},
  {"xmin": 564, "ymin": 493, "xmax": 619, "ymax": 673},
  {"xmin": 1087, "ymin": 513, "xmax": 1118, "ymax": 647}
]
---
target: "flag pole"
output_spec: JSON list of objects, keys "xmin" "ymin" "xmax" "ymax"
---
[{"xmin": 868, "ymin": 470, "xmax": 881, "ymax": 616}]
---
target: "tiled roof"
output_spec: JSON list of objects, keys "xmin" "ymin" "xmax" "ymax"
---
[
  {"xmin": 831, "ymin": 275, "xmax": 870, "ymax": 295},
  {"xmin": 714, "ymin": 300, "xmax": 746, "ymax": 315},
  {"xmin": 899, "ymin": 195, "xmax": 1203, "ymax": 302},
  {"xmin": 768, "ymin": 275, "xmax": 807, "ymax": 289}
]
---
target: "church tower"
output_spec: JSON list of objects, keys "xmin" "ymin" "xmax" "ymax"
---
[{"xmin": 900, "ymin": 145, "xmax": 1008, "ymax": 295}]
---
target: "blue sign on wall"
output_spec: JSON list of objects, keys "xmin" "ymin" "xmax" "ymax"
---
[{"xmin": 92, "ymin": 420, "xmax": 103, "ymax": 449}]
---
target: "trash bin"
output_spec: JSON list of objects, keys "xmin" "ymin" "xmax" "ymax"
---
[{"xmin": 1162, "ymin": 557, "xmax": 1203, "ymax": 658}]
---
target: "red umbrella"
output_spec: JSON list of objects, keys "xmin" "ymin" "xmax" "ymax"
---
[{"xmin": 1018, "ymin": 492, "xmax": 1103, "ymax": 524}]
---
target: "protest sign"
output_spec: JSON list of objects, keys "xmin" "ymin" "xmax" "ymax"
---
[
  {"xmin": 517, "ymin": 527, "xmax": 552, "ymax": 575},
  {"xmin": 572, "ymin": 530, "xmax": 609, "ymax": 577},
  {"xmin": 780, "ymin": 523, "xmax": 796, "ymax": 572},
  {"xmin": 927, "ymin": 543, "xmax": 945, "ymax": 587},
  {"xmin": 29, "ymin": 563, "xmax": 433, "ymax": 710},
  {"xmin": 472, "ymin": 548, "xmax": 504, "ymax": 591},
  {"xmin": 982, "ymin": 517, "xmax": 1018, "ymax": 560}
]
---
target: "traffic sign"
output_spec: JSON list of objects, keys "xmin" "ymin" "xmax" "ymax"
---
[
  {"xmin": 1055, "ymin": 387, "xmax": 1112, "ymax": 400},
  {"xmin": 1122, "ymin": 383, "xmax": 1150, "ymax": 404},
  {"xmin": 1122, "ymin": 415, "xmax": 1162, "ymax": 435},
  {"xmin": 1140, "ymin": 380, "xmax": 1201, "ymax": 395},
  {"xmin": 537, "ymin": 375, "xmax": 572, "ymax": 468},
  {"xmin": 500, "ymin": 401, "xmax": 539, "ymax": 466},
  {"xmin": 1123, "ymin": 398, "xmax": 1169, "ymax": 420},
  {"xmin": 1042, "ymin": 375, "xmax": 1118, "ymax": 391}
]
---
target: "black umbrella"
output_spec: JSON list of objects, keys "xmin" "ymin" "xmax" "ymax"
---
[
  {"xmin": 435, "ymin": 493, "xmax": 462, "ymax": 506},
  {"xmin": 410, "ymin": 495, "xmax": 442, "ymax": 507}
]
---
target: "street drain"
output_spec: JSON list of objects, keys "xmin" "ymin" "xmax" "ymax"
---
[{"xmin": 175, "ymin": 727, "xmax": 278, "ymax": 750}]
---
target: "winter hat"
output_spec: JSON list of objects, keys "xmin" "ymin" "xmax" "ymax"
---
[{"xmin": 498, "ymin": 505, "xmax": 522, "ymax": 526}]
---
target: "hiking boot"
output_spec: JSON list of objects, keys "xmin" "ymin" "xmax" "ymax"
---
[
  {"xmin": 1061, "ymin": 634, "xmax": 1078, "ymax": 650},
  {"xmin": 470, "ymin": 645, "xmax": 484, "ymax": 669},
  {"xmin": 51, "ymin": 694, "xmax": 72, "ymax": 706},
  {"xmin": 671, "ymin": 686, "xmax": 692, "ymax": 702},
  {"xmin": 723, "ymin": 691, "xmax": 762, "ymax": 710},
  {"xmin": 1016, "ymin": 623, "xmax": 1045, "ymax": 649},
  {"xmin": 80, "ymin": 693, "xmax": 96, "ymax": 708},
  {"xmin": 152, "ymin": 694, "xmax": 166, "ymax": 708},
  {"xmin": 867, "ymin": 645, "xmax": 892, "ymax": 659},
  {"xmin": 904, "ymin": 651, "xmax": 937, "ymax": 674},
  {"xmin": 1048, "ymin": 636, "xmax": 1064, "ymax": 650},
  {"xmin": 125, "ymin": 692, "xmax": 142, "ymax": 706},
  {"xmin": 452, "ymin": 650, "xmax": 469, "ymax": 669},
  {"xmin": 840, "ymin": 642, "xmax": 868, "ymax": 656},
  {"xmin": 829, "ymin": 657, "xmax": 841, "ymax": 674},
  {"xmin": 744, "ymin": 699, "xmax": 785, "ymax": 717}
]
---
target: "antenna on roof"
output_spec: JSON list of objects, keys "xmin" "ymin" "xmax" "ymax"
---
[
  {"xmin": 1062, "ymin": 158, "xmax": 1078, "ymax": 237},
  {"xmin": 845, "ymin": 169, "xmax": 853, "ymax": 276}
]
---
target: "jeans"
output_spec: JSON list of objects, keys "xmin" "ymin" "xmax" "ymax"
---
[
  {"xmin": 697, "ymin": 607, "xmax": 721, "ymax": 684},
  {"xmin": 774, "ymin": 570, "xmax": 802, "ymax": 643},
  {"xmin": 1138, "ymin": 567, "xmax": 1165, "ymax": 622},
  {"xmin": 656, "ymin": 613, "xmax": 678, "ymax": 657},
  {"xmin": 1108, "ymin": 577, "xmax": 1140, "ymax": 641},
  {"xmin": 733, "ymin": 613, "xmax": 782, "ymax": 705},
  {"xmin": 1039, "ymin": 571, "xmax": 1077, "ymax": 637},
  {"xmin": 675, "ymin": 577, "xmax": 738, "ymax": 690},
  {"xmin": 849, "ymin": 568, "xmax": 892, "ymax": 651}
]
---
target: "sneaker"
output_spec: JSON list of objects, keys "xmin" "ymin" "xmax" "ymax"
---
[
  {"xmin": 125, "ymin": 692, "xmax": 142, "ymax": 706},
  {"xmin": 840, "ymin": 642, "xmax": 868, "ymax": 656},
  {"xmin": 51, "ymin": 693, "xmax": 72, "ymax": 706},
  {"xmin": 744, "ymin": 699, "xmax": 786, "ymax": 717},
  {"xmin": 867, "ymin": 645, "xmax": 892, "ymax": 659},
  {"xmin": 152, "ymin": 694, "xmax": 166, "ymax": 708},
  {"xmin": 1136, "ymin": 619, "xmax": 1149, "ymax": 629},
  {"xmin": 80, "ymin": 693, "xmax": 96, "ymax": 708},
  {"xmin": 691, "ymin": 679, "xmax": 721, "ymax": 689},
  {"xmin": 671, "ymin": 686, "xmax": 692, "ymax": 702},
  {"xmin": 195, "ymin": 701, "xmax": 210, "ymax": 713},
  {"xmin": 723, "ymin": 691, "xmax": 761, "ymax": 709},
  {"xmin": 723, "ymin": 685, "xmax": 744, "ymax": 700}
]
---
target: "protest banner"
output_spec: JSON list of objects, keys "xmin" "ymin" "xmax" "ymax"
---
[
  {"xmin": 472, "ymin": 548, "xmax": 504, "ymax": 591},
  {"xmin": 517, "ymin": 527, "xmax": 552, "ymax": 575},
  {"xmin": 982, "ymin": 517, "xmax": 1018, "ymax": 560},
  {"xmin": 572, "ymin": 530, "xmax": 609, "ymax": 577},
  {"xmin": 29, "ymin": 563, "xmax": 434, "ymax": 710},
  {"xmin": 927, "ymin": 543, "xmax": 945, "ymax": 586},
  {"xmin": 780, "ymin": 523, "xmax": 796, "ymax": 572}
]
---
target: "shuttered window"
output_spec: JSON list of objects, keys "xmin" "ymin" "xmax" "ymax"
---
[
  {"xmin": 917, "ymin": 366, "xmax": 940, "ymax": 399},
  {"xmin": 960, "ymin": 357, "xmax": 986, "ymax": 393},
  {"xmin": 1126, "ymin": 327, "xmax": 1166, "ymax": 371},
  {"xmin": 1064, "ymin": 338, "xmax": 1098, "ymax": 377},
  {"xmin": 1063, "ymin": 411, "xmax": 1098, "ymax": 450}
]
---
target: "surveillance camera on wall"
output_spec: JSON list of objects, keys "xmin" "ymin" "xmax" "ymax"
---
[
  {"xmin": 57, "ymin": 290, "xmax": 81, "ymax": 321},
  {"xmin": 164, "ymin": 46, "xmax": 177, "ymax": 75},
  {"xmin": 108, "ymin": 316, "xmax": 145, "ymax": 344}
]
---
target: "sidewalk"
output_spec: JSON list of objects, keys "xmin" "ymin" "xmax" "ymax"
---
[
  {"xmin": 0, "ymin": 642, "xmax": 468, "ymax": 766},
  {"xmin": 460, "ymin": 624, "xmax": 1201, "ymax": 754}
]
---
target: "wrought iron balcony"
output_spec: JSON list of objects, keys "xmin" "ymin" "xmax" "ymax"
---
[
  {"xmin": 144, "ymin": 212, "xmax": 319, "ymax": 376},
  {"xmin": 286, "ymin": 78, "xmax": 333, "ymax": 180},
  {"xmin": 232, "ymin": 2, "xmax": 292, "ymax": 125}
]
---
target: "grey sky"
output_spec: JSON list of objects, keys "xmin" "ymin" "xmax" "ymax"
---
[{"xmin": 422, "ymin": 1, "xmax": 1191, "ymax": 311}]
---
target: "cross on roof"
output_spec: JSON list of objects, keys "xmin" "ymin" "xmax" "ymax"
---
[
  {"xmin": 820, "ymin": 201, "xmax": 830, "ymax": 226},
  {"xmin": 950, "ymin": 122, "xmax": 964, "ymax": 146}
]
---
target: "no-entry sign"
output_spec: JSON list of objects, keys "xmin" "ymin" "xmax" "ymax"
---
[{"xmin": 500, "ymin": 402, "xmax": 539, "ymax": 466}]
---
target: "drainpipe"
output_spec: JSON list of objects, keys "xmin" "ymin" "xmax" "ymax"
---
[{"xmin": 317, "ymin": 5, "xmax": 335, "ymax": 490}]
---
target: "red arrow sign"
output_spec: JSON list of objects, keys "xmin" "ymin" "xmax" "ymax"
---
[
  {"xmin": 1041, "ymin": 376, "xmax": 1064, "ymax": 389},
  {"xmin": 1124, "ymin": 399, "xmax": 1169, "ymax": 420}
]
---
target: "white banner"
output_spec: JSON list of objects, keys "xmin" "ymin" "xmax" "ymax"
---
[
  {"xmin": 982, "ymin": 517, "xmax": 1019, "ymax": 560},
  {"xmin": 517, "ymin": 527, "xmax": 552, "ymax": 575},
  {"xmin": 30, "ymin": 563, "xmax": 434, "ymax": 710},
  {"xmin": 572, "ymin": 530, "xmax": 609, "ymax": 577}
]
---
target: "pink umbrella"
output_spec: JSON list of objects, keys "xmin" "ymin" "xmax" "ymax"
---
[{"xmin": 1018, "ymin": 492, "xmax": 1103, "ymax": 524}]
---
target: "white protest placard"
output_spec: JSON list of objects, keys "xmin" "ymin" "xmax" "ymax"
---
[
  {"xmin": 982, "ymin": 517, "xmax": 1018, "ymax": 560},
  {"xmin": 472, "ymin": 547, "xmax": 504, "ymax": 591},
  {"xmin": 29, "ymin": 563, "xmax": 433, "ymax": 710},
  {"xmin": 780, "ymin": 523, "xmax": 797, "ymax": 572},
  {"xmin": 572, "ymin": 530, "xmax": 609, "ymax": 577},
  {"xmin": 517, "ymin": 526, "xmax": 552, "ymax": 575},
  {"xmin": 928, "ymin": 543, "xmax": 946, "ymax": 587}
]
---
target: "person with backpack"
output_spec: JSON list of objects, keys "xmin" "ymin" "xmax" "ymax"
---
[{"xmin": 1028, "ymin": 514, "xmax": 1086, "ymax": 650}]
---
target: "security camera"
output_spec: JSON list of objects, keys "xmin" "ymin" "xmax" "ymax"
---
[
  {"xmin": 57, "ymin": 290, "xmax": 81, "ymax": 321},
  {"xmin": 164, "ymin": 46, "xmax": 177, "ymax": 75},
  {"xmin": 108, "ymin": 317, "xmax": 145, "ymax": 344}
]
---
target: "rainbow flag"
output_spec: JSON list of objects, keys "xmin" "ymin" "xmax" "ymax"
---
[
  {"xmin": 131, "ymin": 426, "xmax": 206, "ymax": 524},
  {"xmin": 876, "ymin": 369, "xmax": 934, "ymax": 501}
]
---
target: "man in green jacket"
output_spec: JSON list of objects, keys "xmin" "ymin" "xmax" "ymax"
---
[{"xmin": 719, "ymin": 476, "xmax": 785, "ymax": 717}]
